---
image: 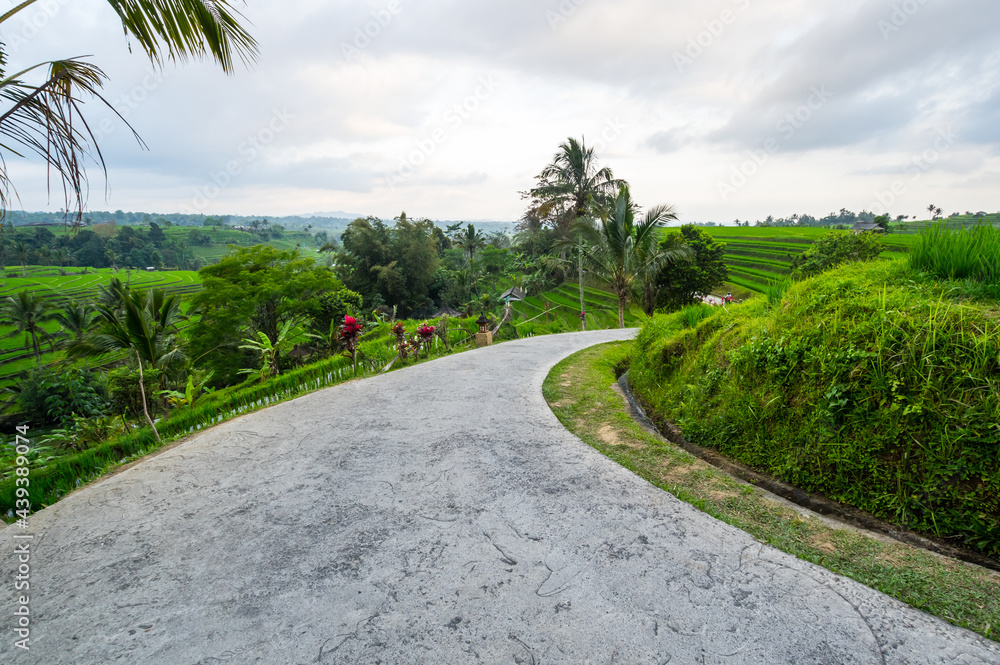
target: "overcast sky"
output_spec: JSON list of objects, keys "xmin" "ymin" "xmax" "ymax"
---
[{"xmin": 3, "ymin": 0, "xmax": 999, "ymax": 223}]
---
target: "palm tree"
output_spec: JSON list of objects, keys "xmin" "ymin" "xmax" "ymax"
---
[
  {"xmin": 530, "ymin": 137, "xmax": 625, "ymax": 327},
  {"xmin": 2, "ymin": 290, "xmax": 55, "ymax": 364},
  {"xmin": 0, "ymin": 1, "xmax": 258, "ymax": 225},
  {"xmin": 70, "ymin": 288, "xmax": 186, "ymax": 441},
  {"xmin": 576, "ymin": 186, "xmax": 692, "ymax": 328},
  {"xmin": 52, "ymin": 247, "xmax": 70, "ymax": 268},
  {"xmin": 454, "ymin": 224, "xmax": 486, "ymax": 268},
  {"xmin": 53, "ymin": 302, "xmax": 95, "ymax": 349},
  {"xmin": 12, "ymin": 241, "xmax": 29, "ymax": 277}
]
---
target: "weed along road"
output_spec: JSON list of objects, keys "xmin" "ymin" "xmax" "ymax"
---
[{"xmin": 2, "ymin": 330, "xmax": 998, "ymax": 664}]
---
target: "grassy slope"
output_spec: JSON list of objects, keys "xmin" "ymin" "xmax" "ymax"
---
[
  {"xmin": 629, "ymin": 257, "xmax": 1000, "ymax": 558},
  {"xmin": 545, "ymin": 342, "xmax": 1000, "ymax": 642}
]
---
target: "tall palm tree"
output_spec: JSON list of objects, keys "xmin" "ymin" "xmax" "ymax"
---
[
  {"xmin": 2, "ymin": 290, "xmax": 55, "ymax": 364},
  {"xmin": 576, "ymin": 186, "xmax": 692, "ymax": 328},
  {"xmin": 454, "ymin": 224, "xmax": 486, "ymax": 268},
  {"xmin": 12, "ymin": 241, "xmax": 29, "ymax": 277},
  {"xmin": 531, "ymin": 137, "xmax": 625, "ymax": 327},
  {"xmin": 0, "ymin": 1, "xmax": 258, "ymax": 225}
]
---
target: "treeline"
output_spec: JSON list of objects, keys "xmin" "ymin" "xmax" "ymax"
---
[{"xmin": 0, "ymin": 222, "xmax": 197, "ymax": 272}]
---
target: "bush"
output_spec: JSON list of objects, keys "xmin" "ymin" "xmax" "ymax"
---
[
  {"xmin": 7, "ymin": 367, "xmax": 108, "ymax": 425},
  {"xmin": 108, "ymin": 366, "xmax": 163, "ymax": 419},
  {"xmin": 790, "ymin": 231, "xmax": 884, "ymax": 278}
]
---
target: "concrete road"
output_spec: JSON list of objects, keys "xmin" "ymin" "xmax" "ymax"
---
[{"xmin": 2, "ymin": 330, "xmax": 999, "ymax": 664}]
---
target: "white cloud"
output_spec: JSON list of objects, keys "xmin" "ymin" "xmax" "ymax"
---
[{"xmin": 2, "ymin": 0, "xmax": 999, "ymax": 223}]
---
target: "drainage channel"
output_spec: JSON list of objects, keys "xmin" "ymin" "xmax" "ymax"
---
[{"xmin": 615, "ymin": 371, "xmax": 1000, "ymax": 574}]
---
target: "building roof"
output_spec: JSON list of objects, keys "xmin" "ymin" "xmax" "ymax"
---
[{"xmin": 500, "ymin": 286, "xmax": 526, "ymax": 302}]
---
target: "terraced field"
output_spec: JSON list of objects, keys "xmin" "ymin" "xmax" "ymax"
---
[
  {"xmin": 511, "ymin": 283, "xmax": 639, "ymax": 329},
  {"xmin": 705, "ymin": 226, "xmax": 917, "ymax": 294},
  {"xmin": 0, "ymin": 268, "xmax": 201, "ymax": 385}
]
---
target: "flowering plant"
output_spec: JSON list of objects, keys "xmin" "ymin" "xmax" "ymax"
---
[
  {"xmin": 417, "ymin": 324, "xmax": 435, "ymax": 339},
  {"xmin": 340, "ymin": 315, "xmax": 363, "ymax": 340},
  {"xmin": 339, "ymin": 315, "xmax": 363, "ymax": 376}
]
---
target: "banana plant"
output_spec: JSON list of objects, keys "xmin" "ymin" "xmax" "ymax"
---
[{"xmin": 239, "ymin": 320, "xmax": 294, "ymax": 382}]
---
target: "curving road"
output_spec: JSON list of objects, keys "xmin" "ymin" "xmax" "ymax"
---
[{"xmin": 2, "ymin": 330, "xmax": 999, "ymax": 664}]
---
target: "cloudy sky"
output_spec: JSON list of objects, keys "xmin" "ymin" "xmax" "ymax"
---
[{"xmin": 3, "ymin": 0, "xmax": 999, "ymax": 223}]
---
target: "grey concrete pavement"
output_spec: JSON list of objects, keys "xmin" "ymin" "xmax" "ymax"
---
[{"xmin": 2, "ymin": 329, "xmax": 999, "ymax": 664}]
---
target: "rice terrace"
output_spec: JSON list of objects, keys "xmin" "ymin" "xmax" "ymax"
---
[{"xmin": 1, "ymin": 1, "xmax": 999, "ymax": 664}]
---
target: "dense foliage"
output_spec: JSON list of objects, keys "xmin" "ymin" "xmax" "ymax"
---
[
  {"xmin": 651, "ymin": 225, "xmax": 729, "ymax": 313},
  {"xmin": 789, "ymin": 231, "xmax": 884, "ymax": 278},
  {"xmin": 630, "ymin": 259, "xmax": 1000, "ymax": 557}
]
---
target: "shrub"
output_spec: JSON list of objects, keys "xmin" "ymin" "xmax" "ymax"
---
[
  {"xmin": 108, "ymin": 366, "xmax": 162, "ymax": 419},
  {"xmin": 7, "ymin": 368, "xmax": 108, "ymax": 425},
  {"xmin": 790, "ymin": 231, "xmax": 884, "ymax": 278}
]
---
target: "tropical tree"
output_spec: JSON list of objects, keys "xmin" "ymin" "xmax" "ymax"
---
[
  {"xmin": 576, "ymin": 186, "xmax": 691, "ymax": 328},
  {"xmin": 453, "ymin": 224, "xmax": 486, "ymax": 268},
  {"xmin": 649, "ymin": 225, "xmax": 729, "ymax": 314},
  {"xmin": 0, "ymin": 1, "xmax": 258, "ymax": 225},
  {"xmin": 529, "ymin": 137, "xmax": 625, "ymax": 327},
  {"xmin": 12, "ymin": 240, "xmax": 29, "ymax": 276},
  {"xmin": 70, "ymin": 288, "xmax": 186, "ymax": 440},
  {"xmin": 2, "ymin": 290, "xmax": 54, "ymax": 364},
  {"xmin": 53, "ymin": 302, "xmax": 96, "ymax": 349},
  {"xmin": 239, "ymin": 320, "xmax": 296, "ymax": 382}
]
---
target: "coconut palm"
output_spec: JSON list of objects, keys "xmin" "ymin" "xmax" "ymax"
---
[
  {"xmin": 2, "ymin": 290, "xmax": 55, "ymax": 364},
  {"xmin": 0, "ymin": 1, "xmax": 258, "ymax": 224},
  {"xmin": 12, "ymin": 241, "xmax": 29, "ymax": 277},
  {"xmin": 69, "ymin": 288, "xmax": 186, "ymax": 441},
  {"xmin": 454, "ymin": 224, "xmax": 486, "ymax": 268},
  {"xmin": 530, "ymin": 137, "xmax": 625, "ymax": 328},
  {"xmin": 53, "ymin": 302, "xmax": 95, "ymax": 349},
  {"xmin": 576, "ymin": 186, "xmax": 692, "ymax": 328}
]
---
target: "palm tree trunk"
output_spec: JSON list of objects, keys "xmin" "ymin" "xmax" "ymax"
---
[
  {"xmin": 578, "ymin": 247, "xmax": 586, "ymax": 331},
  {"xmin": 135, "ymin": 350, "xmax": 161, "ymax": 443},
  {"xmin": 618, "ymin": 295, "xmax": 626, "ymax": 329}
]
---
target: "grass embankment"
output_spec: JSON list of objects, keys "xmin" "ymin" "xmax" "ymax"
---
[
  {"xmin": 545, "ymin": 341, "xmax": 1000, "ymax": 641},
  {"xmin": 628, "ymin": 258, "xmax": 1000, "ymax": 559}
]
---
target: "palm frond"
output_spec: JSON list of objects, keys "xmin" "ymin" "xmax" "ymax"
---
[{"xmin": 105, "ymin": 0, "xmax": 259, "ymax": 73}]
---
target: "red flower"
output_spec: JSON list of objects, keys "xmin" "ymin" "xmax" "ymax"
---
[
  {"xmin": 417, "ymin": 325, "xmax": 435, "ymax": 338},
  {"xmin": 339, "ymin": 315, "xmax": 362, "ymax": 339}
]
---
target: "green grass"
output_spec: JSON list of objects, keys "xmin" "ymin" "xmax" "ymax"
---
[
  {"xmin": 703, "ymin": 226, "xmax": 918, "ymax": 295},
  {"xmin": 910, "ymin": 223, "xmax": 1000, "ymax": 291},
  {"xmin": 629, "ymin": 257, "xmax": 1000, "ymax": 559},
  {"xmin": 544, "ymin": 341, "xmax": 1000, "ymax": 642}
]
